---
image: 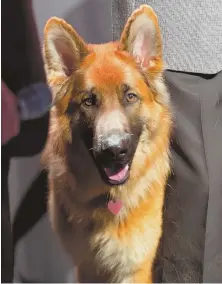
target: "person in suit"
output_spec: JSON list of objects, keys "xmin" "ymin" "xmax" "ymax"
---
[{"xmin": 1, "ymin": 0, "xmax": 51, "ymax": 282}]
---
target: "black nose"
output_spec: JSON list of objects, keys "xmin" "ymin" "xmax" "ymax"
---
[{"xmin": 101, "ymin": 133, "xmax": 130, "ymax": 161}]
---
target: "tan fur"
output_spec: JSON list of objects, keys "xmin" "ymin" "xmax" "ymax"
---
[{"xmin": 43, "ymin": 5, "xmax": 172, "ymax": 283}]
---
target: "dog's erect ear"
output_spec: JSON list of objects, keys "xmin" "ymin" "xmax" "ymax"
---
[
  {"xmin": 119, "ymin": 5, "xmax": 163, "ymax": 75},
  {"xmin": 43, "ymin": 17, "xmax": 89, "ymax": 78}
]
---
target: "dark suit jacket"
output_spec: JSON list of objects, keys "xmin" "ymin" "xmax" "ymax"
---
[
  {"xmin": 2, "ymin": 0, "xmax": 49, "ymax": 158},
  {"xmin": 1, "ymin": 1, "xmax": 49, "ymax": 282}
]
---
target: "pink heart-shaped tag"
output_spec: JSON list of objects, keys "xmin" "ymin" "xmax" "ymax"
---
[{"xmin": 108, "ymin": 199, "xmax": 122, "ymax": 215}]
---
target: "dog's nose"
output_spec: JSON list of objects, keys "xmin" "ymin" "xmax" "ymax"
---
[{"xmin": 101, "ymin": 133, "xmax": 130, "ymax": 161}]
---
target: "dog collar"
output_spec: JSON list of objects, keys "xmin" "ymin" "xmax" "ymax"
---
[{"xmin": 89, "ymin": 193, "xmax": 111, "ymax": 208}]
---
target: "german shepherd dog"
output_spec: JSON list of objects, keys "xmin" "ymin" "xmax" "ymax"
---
[{"xmin": 43, "ymin": 5, "xmax": 172, "ymax": 283}]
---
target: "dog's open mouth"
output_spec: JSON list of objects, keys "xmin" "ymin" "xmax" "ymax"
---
[{"xmin": 101, "ymin": 163, "xmax": 130, "ymax": 185}]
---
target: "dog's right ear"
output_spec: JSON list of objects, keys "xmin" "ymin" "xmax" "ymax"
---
[
  {"xmin": 119, "ymin": 5, "xmax": 163, "ymax": 77},
  {"xmin": 43, "ymin": 17, "xmax": 89, "ymax": 79}
]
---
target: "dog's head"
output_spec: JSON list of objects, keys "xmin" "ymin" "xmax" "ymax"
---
[{"xmin": 43, "ymin": 5, "xmax": 170, "ymax": 188}]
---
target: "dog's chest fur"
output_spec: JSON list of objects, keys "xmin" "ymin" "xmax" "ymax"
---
[
  {"xmin": 87, "ymin": 212, "xmax": 161, "ymax": 282},
  {"xmin": 49, "ymin": 161, "xmax": 164, "ymax": 281}
]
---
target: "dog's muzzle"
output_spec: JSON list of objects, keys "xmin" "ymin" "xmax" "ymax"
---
[{"xmin": 93, "ymin": 130, "xmax": 132, "ymax": 185}]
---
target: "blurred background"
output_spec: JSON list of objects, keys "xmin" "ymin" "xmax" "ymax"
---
[{"xmin": 9, "ymin": 0, "xmax": 112, "ymax": 282}]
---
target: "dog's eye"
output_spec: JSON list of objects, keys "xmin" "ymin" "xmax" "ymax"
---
[
  {"xmin": 83, "ymin": 98, "xmax": 93, "ymax": 106},
  {"xmin": 82, "ymin": 94, "xmax": 97, "ymax": 107},
  {"xmin": 125, "ymin": 93, "xmax": 138, "ymax": 103}
]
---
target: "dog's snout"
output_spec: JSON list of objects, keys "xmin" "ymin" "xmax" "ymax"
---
[{"xmin": 101, "ymin": 133, "xmax": 131, "ymax": 161}]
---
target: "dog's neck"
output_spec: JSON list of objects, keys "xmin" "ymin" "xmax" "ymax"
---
[{"xmin": 89, "ymin": 193, "xmax": 111, "ymax": 208}]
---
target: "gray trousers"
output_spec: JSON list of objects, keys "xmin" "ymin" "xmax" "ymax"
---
[{"xmin": 156, "ymin": 71, "xmax": 222, "ymax": 283}]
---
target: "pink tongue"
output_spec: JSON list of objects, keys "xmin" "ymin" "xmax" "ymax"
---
[{"xmin": 104, "ymin": 164, "xmax": 129, "ymax": 181}]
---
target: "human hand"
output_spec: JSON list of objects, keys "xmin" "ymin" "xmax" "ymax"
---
[{"xmin": 1, "ymin": 80, "xmax": 20, "ymax": 145}]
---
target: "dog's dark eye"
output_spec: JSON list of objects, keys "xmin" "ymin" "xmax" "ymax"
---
[
  {"xmin": 83, "ymin": 98, "xmax": 93, "ymax": 106},
  {"xmin": 125, "ymin": 93, "xmax": 138, "ymax": 103},
  {"xmin": 82, "ymin": 94, "xmax": 97, "ymax": 107}
]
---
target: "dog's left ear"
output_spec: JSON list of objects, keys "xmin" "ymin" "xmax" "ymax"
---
[
  {"xmin": 43, "ymin": 17, "xmax": 89, "ymax": 79},
  {"xmin": 119, "ymin": 5, "xmax": 163, "ymax": 75}
]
